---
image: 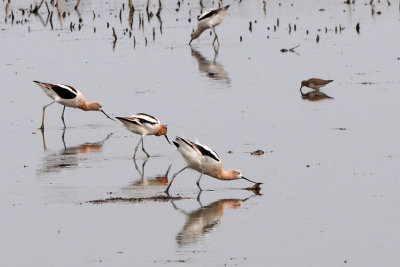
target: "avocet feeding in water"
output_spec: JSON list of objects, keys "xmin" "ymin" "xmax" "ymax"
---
[
  {"xmin": 189, "ymin": 5, "xmax": 230, "ymax": 46},
  {"xmin": 34, "ymin": 81, "xmax": 114, "ymax": 129},
  {"xmin": 164, "ymin": 137, "xmax": 262, "ymax": 193},
  {"xmin": 116, "ymin": 113, "xmax": 171, "ymax": 158}
]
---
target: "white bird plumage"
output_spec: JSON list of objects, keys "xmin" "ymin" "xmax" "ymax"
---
[
  {"xmin": 189, "ymin": 5, "xmax": 230, "ymax": 46},
  {"xmin": 116, "ymin": 113, "xmax": 170, "ymax": 158},
  {"xmin": 165, "ymin": 137, "xmax": 261, "ymax": 193},
  {"xmin": 34, "ymin": 81, "xmax": 114, "ymax": 129}
]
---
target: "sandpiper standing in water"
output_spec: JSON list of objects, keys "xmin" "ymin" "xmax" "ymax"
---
[{"xmin": 300, "ymin": 78, "xmax": 334, "ymax": 91}]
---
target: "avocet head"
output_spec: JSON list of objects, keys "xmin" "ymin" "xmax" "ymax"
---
[
  {"xmin": 229, "ymin": 169, "xmax": 243, "ymax": 179},
  {"xmin": 90, "ymin": 102, "xmax": 115, "ymax": 121},
  {"xmin": 156, "ymin": 124, "xmax": 171, "ymax": 144},
  {"xmin": 90, "ymin": 101, "xmax": 103, "ymax": 111},
  {"xmin": 229, "ymin": 170, "xmax": 262, "ymax": 184},
  {"xmin": 189, "ymin": 29, "xmax": 201, "ymax": 45}
]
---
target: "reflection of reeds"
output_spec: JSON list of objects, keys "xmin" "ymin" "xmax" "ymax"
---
[
  {"xmin": 74, "ymin": 0, "xmax": 81, "ymax": 10},
  {"xmin": 31, "ymin": 0, "xmax": 45, "ymax": 14},
  {"xmin": 156, "ymin": 0, "xmax": 162, "ymax": 18}
]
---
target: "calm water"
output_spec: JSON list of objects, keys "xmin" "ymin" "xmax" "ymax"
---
[{"xmin": 1, "ymin": 0, "xmax": 400, "ymax": 266}]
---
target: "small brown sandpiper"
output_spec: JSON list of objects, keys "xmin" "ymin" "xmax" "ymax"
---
[{"xmin": 300, "ymin": 78, "xmax": 334, "ymax": 91}]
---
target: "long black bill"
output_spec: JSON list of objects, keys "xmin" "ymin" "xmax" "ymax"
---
[
  {"xmin": 164, "ymin": 135, "xmax": 172, "ymax": 145},
  {"xmin": 101, "ymin": 110, "xmax": 116, "ymax": 121},
  {"xmin": 242, "ymin": 176, "xmax": 262, "ymax": 184},
  {"xmin": 189, "ymin": 39, "xmax": 193, "ymax": 45}
]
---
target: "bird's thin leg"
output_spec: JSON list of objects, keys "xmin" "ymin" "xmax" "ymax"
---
[
  {"xmin": 133, "ymin": 157, "xmax": 141, "ymax": 175},
  {"xmin": 141, "ymin": 158, "xmax": 148, "ymax": 179},
  {"xmin": 196, "ymin": 171, "xmax": 204, "ymax": 191},
  {"xmin": 61, "ymin": 106, "xmax": 66, "ymax": 129},
  {"xmin": 141, "ymin": 137, "xmax": 150, "ymax": 157},
  {"xmin": 61, "ymin": 128, "xmax": 66, "ymax": 150},
  {"xmin": 196, "ymin": 190, "xmax": 204, "ymax": 207},
  {"xmin": 213, "ymin": 43, "xmax": 219, "ymax": 55},
  {"xmin": 164, "ymin": 166, "xmax": 187, "ymax": 194},
  {"xmin": 133, "ymin": 136, "xmax": 142, "ymax": 159},
  {"xmin": 40, "ymin": 101, "xmax": 55, "ymax": 129},
  {"xmin": 40, "ymin": 128, "xmax": 47, "ymax": 150},
  {"xmin": 211, "ymin": 27, "xmax": 220, "ymax": 46}
]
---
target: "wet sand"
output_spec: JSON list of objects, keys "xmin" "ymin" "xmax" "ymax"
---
[{"xmin": 1, "ymin": 0, "xmax": 400, "ymax": 266}]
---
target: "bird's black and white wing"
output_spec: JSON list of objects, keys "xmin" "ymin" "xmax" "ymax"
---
[
  {"xmin": 192, "ymin": 140, "xmax": 220, "ymax": 162},
  {"xmin": 198, "ymin": 8, "xmax": 219, "ymax": 21},
  {"xmin": 198, "ymin": 5, "xmax": 229, "ymax": 21},
  {"xmin": 132, "ymin": 113, "xmax": 160, "ymax": 125},
  {"xmin": 52, "ymin": 84, "xmax": 78, "ymax": 99},
  {"xmin": 115, "ymin": 116, "xmax": 143, "ymax": 126},
  {"xmin": 34, "ymin": 81, "xmax": 78, "ymax": 99}
]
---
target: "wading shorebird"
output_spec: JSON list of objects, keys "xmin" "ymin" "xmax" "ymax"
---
[
  {"xmin": 164, "ymin": 137, "xmax": 262, "ymax": 193},
  {"xmin": 34, "ymin": 81, "xmax": 114, "ymax": 129},
  {"xmin": 300, "ymin": 78, "xmax": 334, "ymax": 91},
  {"xmin": 116, "ymin": 113, "xmax": 171, "ymax": 158},
  {"xmin": 189, "ymin": 5, "xmax": 230, "ymax": 46}
]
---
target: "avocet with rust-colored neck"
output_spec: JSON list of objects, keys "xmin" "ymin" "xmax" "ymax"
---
[
  {"xmin": 34, "ymin": 81, "xmax": 114, "ymax": 129},
  {"xmin": 165, "ymin": 136, "xmax": 261, "ymax": 193},
  {"xmin": 116, "ymin": 113, "xmax": 171, "ymax": 159},
  {"xmin": 189, "ymin": 5, "xmax": 230, "ymax": 46}
]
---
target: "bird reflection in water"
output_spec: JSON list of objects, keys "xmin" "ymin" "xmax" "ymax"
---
[
  {"xmin": 300, "ymin": 87, "xmax": 333, "ymax": 101},
  {"xmin": 131, "ymin": 158, "xmax": 172, "ymax": 187},
  {"xmin": 39, "ymin": 129, "xmax": 112, "ymax": 173},
  {"xmin": 172, "ymin": 194, "xmax": 254, "ymax": 246},
  {"xmin": 191, "ymin": 47, "xmax": 230, "ymax": 84}
]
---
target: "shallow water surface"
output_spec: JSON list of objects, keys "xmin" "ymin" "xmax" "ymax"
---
[{"xmin": 1, "ymin": 0, "xmax": 400, "ymax": 266}]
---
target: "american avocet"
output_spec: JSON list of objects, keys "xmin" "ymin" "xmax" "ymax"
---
[
  {"xmin": 189, "ymin": 5, "xmax": 230, "ymax": 46},
  {"xmin": 300, "ymin": 78, "xmax": 334, "ymax": 91},
  {"xmin": 116, "ymin": 113, "xmax": 171, "ymax": 158},
  {"xmin": 165, "ymin": 137, "xmax": 261, "ymax": 193},
  {"xmin": 34, "ymin": 81, "xmax": 114, "ymax": 129}
]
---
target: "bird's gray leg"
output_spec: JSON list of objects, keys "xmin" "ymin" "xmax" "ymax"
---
[
  {"xmin": 141, "ymin": 158, "xmax": 148, "ymax": 179},
  {"xmin": 164, "ymin": 164, "xmax": 172, "ymax": 177},
  {"xmin": 211, "ymin": 27, "xmax": 219, "ymax": 46},
  {"xmin": 165, "ymin": 166, "xmax": 187, "ymax": 194},
  {"xmin": 213, "ymin": 43, "xmax": 219, "ymax": 54},
  {"xmin": 196, "ymin": 190, "xmax": 204, "ymax": 207},
  {"xmin": 61, "ymin": 106, "xmax": 66, "ymax": 129},
  {"xmin": 196, "ymin": 171, "xmax": 204, "ymax": 191},
  {"xmin": 133, "ymin": 136, "xmax": 143, "ymax": 159},
  {"xmin": 141, "ymin": 137, "xmax": 150, "ymax": 157},
  {"xmin": 40, "ymin": 128, "xmax": 47, "ymax": 150},
  {"xmin": 133, "ymin": 157, "xmax": 141, "ymax": 175},
  {"xmin": 61, "ymin": 128, "xmax": 66, "ymax": 150},
  {"xmin": 40, "ymin": 101, "xmax": 55, "ymax": 129}
]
